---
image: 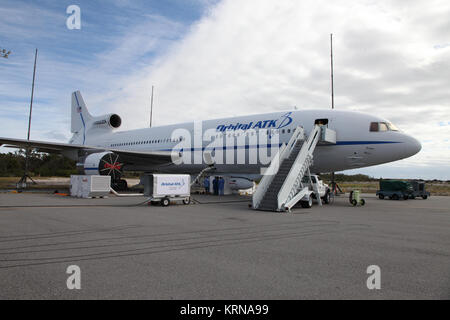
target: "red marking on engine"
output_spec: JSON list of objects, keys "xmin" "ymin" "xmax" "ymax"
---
[{"xmin": 104, "ymin": 162, "xmax": 122, "ymax": 170}]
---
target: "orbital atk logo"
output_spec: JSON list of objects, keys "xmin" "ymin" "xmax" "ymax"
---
[{"xmin": 216, "ymin": 112, "xmax": 293, "ymax": 132}]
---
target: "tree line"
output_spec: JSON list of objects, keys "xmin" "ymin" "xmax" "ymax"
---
[{"xmin": 0, "ymin": 151, "xmax": 77, "ymax": 177}]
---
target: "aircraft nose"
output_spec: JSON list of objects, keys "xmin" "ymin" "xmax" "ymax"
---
[{"xmin": 405, "ymin": 134, "xmax": 422, "ymax": 157}]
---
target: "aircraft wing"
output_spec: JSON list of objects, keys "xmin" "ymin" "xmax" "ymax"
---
[{"xmin": 0, "ymin": 137, "xmax": 178, "ymax": 166}]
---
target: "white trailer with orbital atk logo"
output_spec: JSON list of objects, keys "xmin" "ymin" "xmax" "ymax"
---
[{"xmin": 141, "ymin": 174, "xmax": 191, "ymax": 206}]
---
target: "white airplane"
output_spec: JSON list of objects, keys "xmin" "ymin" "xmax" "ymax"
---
[{"xmin": 0, "ymin": 91, "xmax": 421, "ymax": 190}]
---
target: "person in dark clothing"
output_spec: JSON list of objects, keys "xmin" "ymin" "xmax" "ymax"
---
[
  {"xmin": 203, "ymin": 177, "xmax": 210, "ymax": 194},
  {"xmin": 218, "ymin": 177, "xmax": 225, "ymax": 196},
  {"xmin": 212, "ymin": 177, "xmax": 219, "ymax": 195}
]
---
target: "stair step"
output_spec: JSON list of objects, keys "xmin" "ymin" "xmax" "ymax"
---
[{"xmin": 254, "ymin": 126, "xmax": 322, "ymax": 212}]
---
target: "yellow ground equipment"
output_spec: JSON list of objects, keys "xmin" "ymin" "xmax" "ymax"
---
[{"xmin": 349, "ymin": 190, "xmax": 365, "ymax": 206}]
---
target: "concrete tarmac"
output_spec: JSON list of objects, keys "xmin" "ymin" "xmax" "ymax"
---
[{"xmin": 0, "ymin": 192, "xmax": 449, "ymax": 299}]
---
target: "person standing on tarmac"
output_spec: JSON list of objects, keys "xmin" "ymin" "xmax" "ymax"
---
[
  {"xmin": 203, "ymin": 177, "xmax": 210, "ymax": 194},
  {"xmin": 213, "ymin": 177, "xmax": 219, "ymax": 195},
  {"xmin": 218, "ymin": 177, "xmax": 225, "ymax": 196}
]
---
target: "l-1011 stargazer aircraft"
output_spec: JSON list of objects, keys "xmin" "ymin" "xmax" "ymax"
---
[{"xmin": 0, "ymin": 91, "xmax": 421, "ymax": 190}]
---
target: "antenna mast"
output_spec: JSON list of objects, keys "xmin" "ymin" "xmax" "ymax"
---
[
  {"xmin": 330, "ymin": 34, "xmax": 335, "ymax": 109},
  {"xmin": 150, "ymin": 85, "xmax": 154, "ymax": 127},
  {"xmin": 330, "ymin": 34, "xmax": 336, "ymax": 194},
  {"xmin": 18, "ymin": 48, "xmax": 38, "ymax": 188}
]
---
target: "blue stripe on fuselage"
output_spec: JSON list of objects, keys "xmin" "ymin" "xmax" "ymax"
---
[
  {"xmin": 335, "ymin": 141, "xmax": 400, "ymax": 146},
  {"xmin": 152, "ymin": 141, "xmax": 401, "ymax": 152}
]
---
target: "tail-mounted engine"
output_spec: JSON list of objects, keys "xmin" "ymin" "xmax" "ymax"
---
[{"xmin": 91, "ymin": 114, "xmax": 122, "ymax": 130}]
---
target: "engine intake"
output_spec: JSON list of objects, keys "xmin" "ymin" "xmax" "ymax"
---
[
  {"xmin": 82, "ymin": 152, "xmax": 124, "ymax": 181},
  {"xmin": 92, "ymin": 114, "xmax": 122, "ymax": 129},
  {"xmin": 109, "ymin": 114, "xmax": 122, "ymax": 128}
]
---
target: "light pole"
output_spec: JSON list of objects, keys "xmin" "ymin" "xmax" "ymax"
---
[
  {"xmin": 330, "ymin": 34, "xmax": 336, "ymax": 195},
  {"xmin": 17, "ymin": 48, "xmax": 38, "ymax": 189},
  {"xmin": 150, "ymin": 85, "xmax": 154, "ymax": 127}
]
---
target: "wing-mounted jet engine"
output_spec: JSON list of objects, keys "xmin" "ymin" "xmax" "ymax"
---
[
  {"xmin": 78, "ymin": 151, "xmax": 127, "ymax": 190},
  {"xmin": 82, "ymin": 152, "xmax": 123, "ymax": 179}
]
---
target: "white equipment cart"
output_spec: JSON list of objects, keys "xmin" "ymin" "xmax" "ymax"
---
[{"xmin": 141, "ymin": 174, "xmax": 191, "ymax": 207}]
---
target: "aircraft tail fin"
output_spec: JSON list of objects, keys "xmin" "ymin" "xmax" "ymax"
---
[{"xmin": 71, "ymin": 91, "xmax": 93, "ymax": 134}]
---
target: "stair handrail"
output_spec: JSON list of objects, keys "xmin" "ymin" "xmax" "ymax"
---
[
  {"xmin": 277, "ymin": 125, "xmax": 322, "ymax": 210},
  {"xmin": 252, "ymin": 126, "xmax": 305, "ymax": 209}
]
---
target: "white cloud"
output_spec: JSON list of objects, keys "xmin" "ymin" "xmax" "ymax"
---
[{"xmin": 1, "ymin": 0, "xmax": 449, "ymax": 178}]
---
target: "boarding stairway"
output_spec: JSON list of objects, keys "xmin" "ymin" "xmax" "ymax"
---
[
  {"xmin": 191, "ymin": 165, "xmax": 216, "ymax": 187},
  {"xmin": 253, "ymin": 125, "xmax": 336, "ymax": 212}
]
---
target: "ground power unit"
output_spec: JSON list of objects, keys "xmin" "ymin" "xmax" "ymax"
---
[
  {"xmin": 141, "ymin": 174, "xmax": 191, "ymax": 206},
  {"xmin": 70, "ymin": 175, "xmax": 111, "ymax": 198}
]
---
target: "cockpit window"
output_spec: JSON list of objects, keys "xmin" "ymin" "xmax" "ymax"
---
[
  {"xmin": 379, "ymin": 122, "xmax": 389, "ymax": 131},
  {"xmin": 370, "ymin": 121, "xmax": 400, "ymax": 132},
  {"xmin": 370, "ymin": 122, "xmax": 379, "ymax": 132},
  {"xmin": 386, "ymin": 122, "xmax": 399, "ymax": 131}
]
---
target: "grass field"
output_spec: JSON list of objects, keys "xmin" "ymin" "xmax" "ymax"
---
[
  {"xmin": 0, "ymin": 177, "xmax": 71, "ymax": 190},
  {"xmin": 1, "ymin": 177, "xmax": 450, "ymax": 196},
  {"xmin": 332, "ymin": 181, "xmax": 450, "ymax": 196}
]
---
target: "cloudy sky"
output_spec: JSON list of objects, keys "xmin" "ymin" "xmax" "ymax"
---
[{"xmin": 0, "ymin": 0, "xmax": 449, "ymax": 179}]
